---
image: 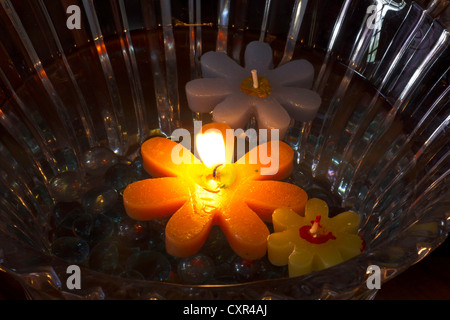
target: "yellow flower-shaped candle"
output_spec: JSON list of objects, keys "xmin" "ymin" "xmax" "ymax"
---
[{"xmin": 267, "ymin": 198, "xmax": 364, "ymax": 277}]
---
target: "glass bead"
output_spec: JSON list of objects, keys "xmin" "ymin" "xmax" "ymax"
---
[
  {"xmin": 115, "ymin": 217, "xmax": 150, "ymax": 248},
  {"xmin": 83, "ymin": 146, "xmax": 118, "ymax": 176},
  {"xmin": 90, "ymin": 214, "xmax": 114, "ymax": 243},
  {"xmin": 52, "ymin": 201, "xmax": 84, "ymax": 227},
  {"xmin": 89, "ymin": 241, "xmax": 119, "ymax": 274},
  {"xmin": 53, "ymin": 209, "xmax": 85, "ymax": 239},
  {"xmin": 200, "ymin": 225, "xmax": 228, "ymax": 256},
  {"xmin": 102, "ymin": 206, "xmax": 125, "ymax": 222},
  {"xmin": 231, "ymin": 257, "xmax": 268, "ymax": 282},
  {"xmin": 49, "ymin": 171, "xmax": 83, "ymax": 202},
  {"xmin": 177, "ymin": 253, "xmax": 215, "ymax": 284},
  {"xmin": 113, "ymin": 242, "xmax": 140, "ymax": 267},
  {"xmin": 72, "ymin": 213, "xmax": 93, "ymax": 240},
  {"xmin": 104, "ymin": 163, "xmax": 140, "ymax": 194},
  {"xmin": 81, "ymin": 185, "xmax": 118, "ymax": 215},
  {"xmin": 125, "ymin": 251, "xmax": 171, "ymax": 281},
  {"xmin": 118, "ymin": 269, "xmax": 145, "ymax": 281},
  {"xmin": 146, "ymin": 219, "xmax": 166, "ymax": 251},
  {"xmin": 51, "ymin": 236, "xmax": 89, "ymax": 264},
  {"xmin": 131, "ymin": 157, "xmax": 151, "ymax": 179},
  {"xmin": 72, "ymin": 213, "xmax": 114, "ymax": 244}
]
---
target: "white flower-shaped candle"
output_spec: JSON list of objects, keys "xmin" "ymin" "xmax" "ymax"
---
[{"xmin": 185, "ymin": 41, "xmax": 322, "ymax": 139}]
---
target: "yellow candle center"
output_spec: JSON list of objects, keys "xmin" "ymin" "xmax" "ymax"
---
[{"xmin": 240, "ymin": 71, "xmax": 271, "ymax": 98}]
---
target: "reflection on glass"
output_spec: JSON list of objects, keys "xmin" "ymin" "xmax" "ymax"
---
[{"xmin": 367, "ymin": 0, "xmax": 406, "ymax": 62}]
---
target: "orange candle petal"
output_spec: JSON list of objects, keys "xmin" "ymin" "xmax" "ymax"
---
[
  {"xmin": 236, "ymin": 140, "xmax": 294, "ymax": 181},
  {"xmin": 219, "ymin": 201, "xmax": 270, "ymax": 260},
  {"xmin": 141, "ymin": 137, "xmax": 198, "ymax": 177},
  {"xmin": 165, "ymin": 196, "xmax": 216, "ymax": 257},
  {"xmin": 244, "ymin": 180, "xmax": 308, "ymax": 221},
  {"xmin": 123, "ymin": 177, "xmax": 189, "ymax": 221}
]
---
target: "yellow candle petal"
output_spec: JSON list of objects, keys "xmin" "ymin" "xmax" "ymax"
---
[
  {"xmin": 304, "ymin": 197, "xmax": 329, "ymax": 219},
  {"xmin": 272, "ymin": 207, "xmax": 305, "ymax": 232},
  {"xmin": 336, "ymin": 234, "xmax": 365, "ymax": 260},
  {"xmin": 312, "ymin": 244, "xmax": 344, "ymax": 270},
  {"xmin": 288, "ymin": 248, "xmax": 314, "ymax": 278},
  {"xmin": 330, "ymin": 211, "xmax": 361, "ymax": 234},
  {"xmin": 267, "ymin": 229, "xmax": 296, "ymax": 266}
]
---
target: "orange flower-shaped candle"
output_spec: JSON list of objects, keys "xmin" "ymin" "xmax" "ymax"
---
[
  {"xmin": 267, "ymin": 198, "xmax": 363, "ymax": 277},
  {"xmin": 123, "ymin": 123, "xmax": 307, "ymax": 260}
]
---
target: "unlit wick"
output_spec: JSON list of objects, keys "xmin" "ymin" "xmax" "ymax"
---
[
  {"xmin": 251, "ymin": 69, "xmax": 259, "ymax": 89},
  {"xmin": 309, "ymin": 216, "xmax": 321, "ymax": 237}
]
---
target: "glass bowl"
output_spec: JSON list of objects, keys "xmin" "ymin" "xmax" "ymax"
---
[{"xmin": 0, "ymin": 0, "xmax": 448, "ymax": 299}]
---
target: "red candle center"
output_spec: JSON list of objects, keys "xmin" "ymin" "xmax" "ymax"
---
[{"xmin": 299, "ymin": 215, "xmax": 336, "ymax": 244}]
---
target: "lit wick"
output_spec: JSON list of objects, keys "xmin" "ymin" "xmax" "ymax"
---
[
  {"xmin": 201, "ymin": 163, "xmax": 236, "ymax": 192},
  {"xmin": 212, "ymin": 164, "xmax": 223, "ymax": 179},
  {"xmin": 251, "ymin": 69, "xmax": 259, "ymax": 89}
]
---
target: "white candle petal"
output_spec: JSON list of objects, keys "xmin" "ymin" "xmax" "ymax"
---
[
  {"xmin": 186, "ymin": 78, "xmax": 235, "ymax": 113},
  {"xmin": 244, "ymin": 41, "xmax": 273, "ymax": 73},
  {"xmin": 253, "ymin": 97, "xmax": 291, "ymax": 139},
  {"xmin": 273, "ymin": 87, "xmax": 322, "ymax": 122},
  {"xmin": 266, "ymin": 59, "xmax": 315, "ymax": 89},
  {"xmin": 201, "ymin": 51, "xmax": 247, "ymax": 80},
  {"xmin": 212, "ymin": 93, "xmax": 253, "ymax": 129}
]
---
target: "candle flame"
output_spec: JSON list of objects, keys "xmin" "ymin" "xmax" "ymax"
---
[{"xmin": 196, "ymin": 129, "xmax": 226, "ymax": 168}]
